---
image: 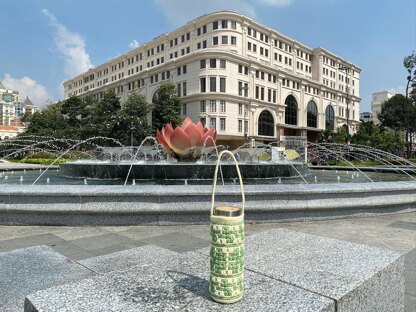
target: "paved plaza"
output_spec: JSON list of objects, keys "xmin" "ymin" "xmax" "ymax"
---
[{"xmin": 0, "ymin": 212, "xmax": 415, "ymax": 311}]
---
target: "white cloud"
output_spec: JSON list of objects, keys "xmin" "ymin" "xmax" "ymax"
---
[
  {"xmin": 129, "ymin": 39, "xmax": 140, "ymax": 49},
  {"xmin": 41, "ymin": 9, "xmax": 93, "ymax": 78},
  {"xmin": 153, "ymin": 0, "xmax": 295, "ymax": 26},
  {"xmin": 153, "ymin": 0, "xmax": 256, "ymax": 26},
  {"xmin": 2, "ymin": 74, "xmax": 50, "ymax": 107}
]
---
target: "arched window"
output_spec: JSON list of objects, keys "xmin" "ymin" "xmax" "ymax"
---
[
  {"xmin": 307, "ymin": 100, "xmax": 318, "ymax": 128},
  {"xmin": 285, "ymin": 95, "xmax": 298, "ymax": 125},
  {"xmin": 325, "ymin": 105, "xmax": 335, "ymax": 130},
  {"xmin": 152, "ymin": 88, "xmax": 159, "ymax": 103},
  {"xmin": 258, "ymin": 110, "xmax": 274, "ymax": 136}
]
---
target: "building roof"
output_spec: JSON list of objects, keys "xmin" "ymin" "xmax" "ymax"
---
[
  {"xmin": 23, "ymin": 96, "xmax": 34, "ymax": 107},
  {"xmin": 0, "ymin": 125, "xmax": 18, "ymax": 131}
]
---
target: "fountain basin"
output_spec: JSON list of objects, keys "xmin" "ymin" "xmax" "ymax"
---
[
  {"xmin": 0, "ymin": 182, "xmax": 415, "ymax": 225},
  {"xmin": 59, "ymin": 161, "xmax": 307, "ymax": 180}
]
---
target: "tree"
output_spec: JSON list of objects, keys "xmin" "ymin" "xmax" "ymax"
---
[
  {"xmin": 112, "ymin": 92, "xmax": 151, "ymax": 146},
  {"xmin": 377, "ymin": 94, "xmax": 410, "ymax": 130},
  {"xmin": 21, "ymin": 102, "xmax": 68, "ymax": 138},
  {"xmin": 151, "ymin": 82, "xmax": 182, "ymax": 132},
  {"xmin": 331, "ymin": 126, "xmax": 348, "ymax": 144},
  {"xmin": 351, "ymin": 121, "xmax": 382, "ymax": 148},
  {"xmin": 92, "ymin": 90, "xmax": 121, "ymax": 139},
  {"xmin": 403, "ymin": 52, "xmax": 416, "ymax": 157}
]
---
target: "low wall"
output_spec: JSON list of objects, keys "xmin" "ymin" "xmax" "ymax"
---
[{"xmin": 0, "ymin": 182, "xmax": 415, "ymax": 225}]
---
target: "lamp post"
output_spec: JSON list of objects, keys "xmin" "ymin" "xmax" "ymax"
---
[
  {"xmin": 130, "ymin": 121, "xmax": 135, "ymax": 148},
  {"xmin": 239, "ymin": 84, "xmax": 250, "ymax": 145},
  {"xmin": 405, "ymin": 73, "xmax": 412, "ymax": 158},
  {"xmin": 339, "ymin": 65, "xmax": 350, "ymax": 145}
]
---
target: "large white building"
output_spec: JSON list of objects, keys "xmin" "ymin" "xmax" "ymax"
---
[
  {"xmin": 63, "ymin": 11, "xmax": 361, "ymax": 147},
  {"xmin": 371, "ymin": 91, "xmax": 393, "ymax": 125}
]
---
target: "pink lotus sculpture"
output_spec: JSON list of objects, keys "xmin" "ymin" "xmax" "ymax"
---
[{"xmin": 156, "ymin": 117, "xmax": 217, "ymax": 160}]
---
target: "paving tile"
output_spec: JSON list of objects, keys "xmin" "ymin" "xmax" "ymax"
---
[
  {"xmin": 405, "ymin": 294, "xmax": 416, "ymax": 312},
  {"xmin": 405, "ymin": 268, "xmax": 416, "ymax": 296},
  {"xmin": 389, "ymin": 221, "xmax": 416, "ymax": 231},
  {"xmin": 139, "ymin": 232, "xmax": 210, "ymax": 253},
  {"xmin": 49, "ymin": 240, "xmax": 96, "ymax": 261},
  {"xmin": 405, "ymin": 248, "xmax": 416, "ymax": 270},
  {"xmin": 79, "ymin": 245, "xmax": 178, "ymax": 274},
  {"xmin": 69, "ymin": 233, "xmax": 143, "ymax": 252},
  {"xmin": 0, "ymin": 233, "xmax": 64, "ymax": 252},
  {"xmin": 89, "ymin": 241, "xmax": 147, "ymax": 257}
]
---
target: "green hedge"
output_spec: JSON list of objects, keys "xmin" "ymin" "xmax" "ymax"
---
[{"xmin": 18, "ymin": 158, "xmax": 70, "ymax": 165}]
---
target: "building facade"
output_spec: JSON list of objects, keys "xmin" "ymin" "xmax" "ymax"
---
[
  {"xmin": 371, "ymin": 91, "xmax": 393, "ymax": 125},
  {"xmin": 0, "ymin": 82, "xmax": 38, "ymax": 126},
  {"xmin": 63, "ymin": 11, "xmax": 361, "ymax": 146}
]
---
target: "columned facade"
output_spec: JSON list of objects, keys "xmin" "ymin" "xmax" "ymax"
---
[{"xmin": 63, "ymin": 11, "xmax": 361, "ymax": 146}]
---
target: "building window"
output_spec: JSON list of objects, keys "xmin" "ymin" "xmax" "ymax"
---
[
  {"xmin": 325, "ymin": 105, "xmax": 335, "ymax": 130},
  {"xmin": 200, "ymin": 59, "xmax": 206, "ymax": 69},
  {"xmin": 177, "ymin": 83, "xmax": 181, "ymax": 97},
  {"xmin": 213, "ymin": 21, "xmax": 218, "ymax": 30},
  {"xmin": 182, "ymin": 103, "xmax": 187, "ymax": 115},
  {"xmin": 210, "ymin": 100, "xmax": 217, "ymax": 112},
  {"xmin": 222, "ymin": 36, "xmax": 228, "ymax": 44},
  {"xmin": 221, "ymin": 20, "xmax": 228, "ymax": 28},
  {"xmin": 307, "ymin": 100, "xmax": 318, "ymax": 128},
  {"xmin": 213, "ymin": 36, "xmax": 218, "ymax": 45},
  {"xmin": 220, "ymin": 118, "xmax": 226, "ymax": 131},
  {"xmin": 231, "ymin": 21, "xmax": 237, "ymax": 29},
  {"xmin": 210, "ymin": 117, "xmax": 216, "ymax": 129},
  {"xmin": 238, "ymin": 103, "xmax": 243, "ymax": 115},
  {"xmin": 200, "ymin": 117, "xmax": 206, "ymax": 127},
  {"xmin": 200, "ymin": 100, "xmax": 206, "ymax": 113},
  {"xmin": 258, "ymin": 110, "xmax": 274, "ymax": 136},
  {"xmin": 210, "ymin": 77, "xmax": 216, "ymax": 92},
  {"xmin": 231, "ymin": 36, "xmax": 237, "ymax": 45},
  {"xmin": 200, "ymin": 77, "xmax": 206, "ymax": 92},
  {"xmin": 238, "ymin": 119, "xmax": 243, "ymax": 132},
  {"xmin": 220, "ymin": 100, "xmax": 226, "ymax": 113},
  {"xmin": 183, "ymin": 82, "xmax": 187, "ymax": 96},
  {"xmin": 220, "ymin": 77, "xmax": 226, "ymax": 92},
  {"xmin": 284, "ymin": 95, "xmax": 298, "ymax": 125},
  {"xmin": 220, "ymin": 59, "xmax": 226, "ymax": 69},
  {"xmin": 210, "ymin": 59, "xmax": 216, "ymax": 68}
]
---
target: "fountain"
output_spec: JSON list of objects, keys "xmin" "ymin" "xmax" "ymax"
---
[{"xmin": 0, "ymin": 123, "xmax": 415, "ymax": 226}]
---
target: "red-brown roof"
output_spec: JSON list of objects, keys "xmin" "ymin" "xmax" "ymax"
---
[{"xmin": 0, "ymin": 125, "xmax": 18, "ymax": 131}]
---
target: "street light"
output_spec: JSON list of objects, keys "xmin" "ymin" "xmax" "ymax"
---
[
  {"xmin": 405, "ymin": 73, "xmax": 412, "ymax": 158},
  {"xmin": 130, "ymin": 121, "xmax": 136, "ymax": 148},
  {"xmin": 339, "ymin": 64, "xmax": 350, "ymax": 145}
]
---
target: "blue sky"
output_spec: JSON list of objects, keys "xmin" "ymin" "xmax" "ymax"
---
[{"xmin": 0, "ymin": 0, "xmax": 414, "ymax": 112}]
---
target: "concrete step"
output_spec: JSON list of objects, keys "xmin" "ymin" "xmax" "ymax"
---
[
  {"xmin": 0, "ymin": 244, "xmax": 180, "ymax": 312},
  {"xmin": 24, "ymin": 229, "xmax": 404, "ymax": 311},
  {"xmin": 0, "ymin": 245, "xmax": 95, "ymax": 312}
]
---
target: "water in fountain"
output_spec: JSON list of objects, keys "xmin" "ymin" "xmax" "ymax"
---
[
  {"xmin": 123, "ymin": 136, "xmax": 159, "ymax": 185},
  {"xmin": 1, "ymin": 134, "xmax": 415, "ymax": 185}
]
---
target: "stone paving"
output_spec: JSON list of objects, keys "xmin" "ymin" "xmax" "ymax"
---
[{"xmin": 0, "ymin": 212, "xmax": 415, "ymax": 311}]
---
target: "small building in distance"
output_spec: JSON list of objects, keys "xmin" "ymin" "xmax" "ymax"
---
[
  {"xmin": 371, "ymin": 91, "xmax": 393, "ymax": 124},
  {"xmin": 0, "ymin": 81, "xmax": 39, "ymax": 139},
  {"xmin": 360, "ymin": 112, "xmax": 373, "ymax": 123}
]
